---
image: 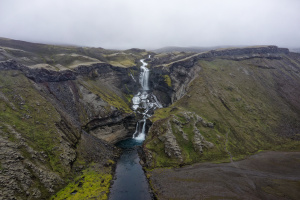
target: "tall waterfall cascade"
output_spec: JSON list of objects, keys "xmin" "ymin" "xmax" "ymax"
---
[{"xmin": 132, "ymin": 55, "xmax": 162, "ymax": 141}]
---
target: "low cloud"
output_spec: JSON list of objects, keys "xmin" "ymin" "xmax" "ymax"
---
[{"xmin": 0, "ymin": 0, "xmax": 299, "ymax": 49}]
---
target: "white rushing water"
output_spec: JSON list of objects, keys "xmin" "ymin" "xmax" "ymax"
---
[
  {"xmin": 132, "ymin": 56, "xmax": 162, "ymax": 141},
  {"xmin": 139, "ymin": 59, "xmax": 149, "ymax": 90}
]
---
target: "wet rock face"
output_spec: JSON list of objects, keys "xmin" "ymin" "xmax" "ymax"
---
[
  {"xmin": 168, "ymin": 62, "xmax": 201, "ymax": 102},
  {"xmin": 86, "ymin": 112, "xmax": 137, "ymax": 143},
  {"xmin": 89, "ymin": 124, "xmax": 127, "ymax": 143},
  {"xmin": 149, "ymin": 59, "xmax": 201, "ymax": 106},
  {"xmin": 149, "ymin": 72, "xmax": 173, "ymax": 107}
]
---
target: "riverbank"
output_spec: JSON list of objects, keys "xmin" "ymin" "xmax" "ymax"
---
[{"xmin": 147, "ymin": 151, "xmax": 300, "ymax": 200}]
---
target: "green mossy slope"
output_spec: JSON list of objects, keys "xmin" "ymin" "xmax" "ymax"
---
[
  {"xmin": 0, "ymin": 71, "xmax": 66, "ymax": 173},
  {"xmin": 144, "ymin": 56, "xmax": 300, "ymax": 168},
  {"xmin": 51, "ymin": 165, "xmax": 112, "ymax": 200}
]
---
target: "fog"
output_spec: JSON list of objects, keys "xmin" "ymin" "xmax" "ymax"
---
[{"xmin": 0, "ymin": 0, "xmax": 299, "ymax": 49}]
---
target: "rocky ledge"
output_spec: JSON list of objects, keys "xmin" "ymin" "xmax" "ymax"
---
[{"xmin": 0, "ymin": 59, "xmax": 137, "ymax": 84}]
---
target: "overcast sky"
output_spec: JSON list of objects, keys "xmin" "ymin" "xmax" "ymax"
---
[{"xmin": 0, "ymin": 0, "xmax": 299, "ymax": 49}]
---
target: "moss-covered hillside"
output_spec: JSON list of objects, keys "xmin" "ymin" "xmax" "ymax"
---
[{"xmin": 144, "ymin": 50, "xmax": 300, "ymax": 168}]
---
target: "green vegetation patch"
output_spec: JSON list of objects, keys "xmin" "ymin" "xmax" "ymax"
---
[
  {"xmin": 105, "ymin": 53, "xmax": 136, "ymax": 67},
  {"xmin": 163, "ymin": 75, "xmax": 172, "ymax": 87},
  {"xmin": 150, "ymin": 107, "xmax": 178, "ymax": 122},
  {"xmin": 51, "ymin": 167, "xmax": 112, "ymax": 200}
]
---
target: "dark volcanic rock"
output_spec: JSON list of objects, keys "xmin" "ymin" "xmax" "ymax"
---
[{"xmin": 77, "ymin": 131, "xmax": 117, "ymax": 164}]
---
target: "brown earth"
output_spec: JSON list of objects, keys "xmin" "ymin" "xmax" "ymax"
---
[{"xmin": 148, "ymin": 151, "xmax": 300, "ymax": 200}]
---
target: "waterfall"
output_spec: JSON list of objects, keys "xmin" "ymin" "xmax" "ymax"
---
[
  {"xmin": 139, "ymin": 59, "xmax": 149, "ymax": 91},
  {"xmin": 132, "ymin": 56, "xmax": 162, "ymax": 141},
  {"xmin": 134, "ymin": 119, "xmax": 146, "ymax": 141},
  {"xmin": 132, "ymin": 122, "xmax": 139, "ymax": 138}
]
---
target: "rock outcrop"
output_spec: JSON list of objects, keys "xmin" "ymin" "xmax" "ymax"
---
[
  {"xmin": 143, "ymin": 112, "xmax": 215, "ymax": 168},
  {"xmin": 163, "ymin": 121, "xmax": 183, "ymax": 161}
]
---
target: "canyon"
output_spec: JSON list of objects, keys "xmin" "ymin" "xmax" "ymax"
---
[{"xmin": 0, "ymin": 37, "xmax": 300, "ymax": 199}]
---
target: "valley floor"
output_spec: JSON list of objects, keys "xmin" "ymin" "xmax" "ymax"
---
[{"xmin": 148, "ymin": 151, "xmax": 300, "ymax": 200}]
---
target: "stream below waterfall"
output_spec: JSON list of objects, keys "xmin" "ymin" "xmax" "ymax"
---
[
  {"xmin": 108, "ymin": 139, "xmax": 152, "ymax": 200},
  {"xmin": 109, "ymin": 56, "xmax": 160, "ymax": 200}
]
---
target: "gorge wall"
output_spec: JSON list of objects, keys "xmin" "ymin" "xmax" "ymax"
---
[
  {"xmin": 1, "ymin": 41, "xmax": 300, "ymax": 199},
  {"xmin": 0, "ymin": 58, "xmax": 141, "ymax": 199}
]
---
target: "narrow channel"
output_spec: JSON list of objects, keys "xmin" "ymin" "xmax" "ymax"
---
[
  {"xmin": 109, "ymin": 139, "xmax": 152, "ymax": 200},
  {"xmin": 109, "ymin": 56, "xmax": 161, "ymax": 200}
]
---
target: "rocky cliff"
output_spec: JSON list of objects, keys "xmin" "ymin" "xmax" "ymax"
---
[
  {"xmin": 0, "ymin": 39, "xmax": 145, "ymax": 199},
  {"xmin": 1, "ymin": 38, "xmax": 300, "ymax": 199}
]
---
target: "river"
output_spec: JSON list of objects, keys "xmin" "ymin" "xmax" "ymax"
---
[
  {"xmin": 109, "ymin": 56, "xmax": 160, "ymax": 200},
  {"xmin": 108, "ymin": 139, "xmax": 152, "ymax": 200}
]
